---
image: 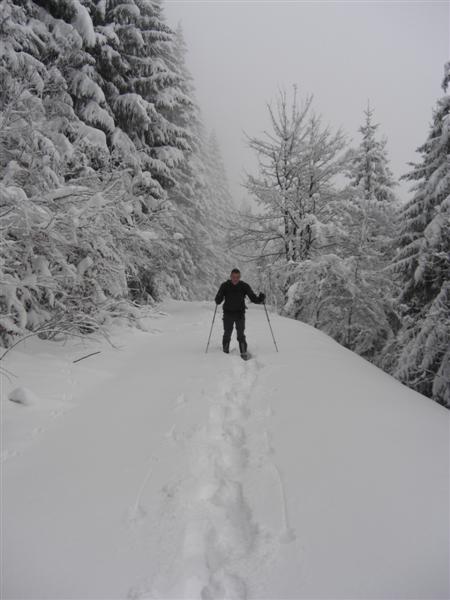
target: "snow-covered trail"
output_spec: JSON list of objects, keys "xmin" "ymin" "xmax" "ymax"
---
[{"xmin": 2, "ymin": 300, "xmax": 449, "ymax": 599}]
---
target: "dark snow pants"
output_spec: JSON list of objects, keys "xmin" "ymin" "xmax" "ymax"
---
[{"xmin": 222, "ymin": 310, "xmax": 246, "ymax": 345}]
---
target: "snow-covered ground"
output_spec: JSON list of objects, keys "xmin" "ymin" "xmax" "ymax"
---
[{"xmin": 1, "ymin": 299, "xmax": 449, "ymax": 599}]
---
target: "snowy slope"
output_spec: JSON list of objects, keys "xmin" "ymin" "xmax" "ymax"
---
[{"xmin": 1, "ymin": 300, "xmax": 449, "ymax": 599}]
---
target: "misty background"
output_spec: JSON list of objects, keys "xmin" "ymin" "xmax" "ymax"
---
[{"xmin": 164, "ymin": 0, "xmax": 449, "ymax": 205}]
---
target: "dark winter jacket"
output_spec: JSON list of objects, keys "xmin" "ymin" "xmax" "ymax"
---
[{"xmin": 215, "ymin": 280, "xmax": 262, "ymax": 313}]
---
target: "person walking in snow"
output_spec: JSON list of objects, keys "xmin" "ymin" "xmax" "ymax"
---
[{"xmin": 215, "ymin": 268, "xmax": 265, "ymax": 356}]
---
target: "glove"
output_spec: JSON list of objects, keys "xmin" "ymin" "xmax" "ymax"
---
[{"xmin": 258, "ymin": 292, "xmax": 266, "ymax": 303}]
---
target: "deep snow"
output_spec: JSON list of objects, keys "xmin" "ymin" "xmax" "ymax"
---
[{"xmin": 1, "ymin": 299, "xmax": 449, "ymax": 599}]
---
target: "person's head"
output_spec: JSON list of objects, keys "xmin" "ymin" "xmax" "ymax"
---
[{"xmin": 230, "ymin": 268, "xmax": 240, "ymax": 285}]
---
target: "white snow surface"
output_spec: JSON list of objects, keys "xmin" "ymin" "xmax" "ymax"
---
[{"xmin": 1, "ymin": 299, "xmax": 449, "ymax": 599}]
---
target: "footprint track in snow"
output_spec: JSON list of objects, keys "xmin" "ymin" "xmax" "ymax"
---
[{"xmin": 135, "ymin": 355, "xmax": 286, "ymax": 599}]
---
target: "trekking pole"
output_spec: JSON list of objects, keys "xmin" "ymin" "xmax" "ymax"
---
[
  {"xmin": 205, "ymin": 304, "xmax": 218, "ymax": 353},
  {"xmin": 263, "ymin": 300, "xmax": 279, "ymax": 352}
]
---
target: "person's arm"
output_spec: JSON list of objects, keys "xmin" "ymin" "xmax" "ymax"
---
[
  {"xmin": 215, "ymin": 282, "xmax": 226, "ymax": 304},
  {"xmin": 244, "ymin": 283, "xmax": 265, "ymax": 304}
]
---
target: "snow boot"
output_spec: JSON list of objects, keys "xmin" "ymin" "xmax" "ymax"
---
[
  {"xmin": 239, "ymin": 340, "xmax": 248, "ymax": 359},
  {"xmin": 223, "ymin": 340, "xmax": 230, "ymax": 354}
]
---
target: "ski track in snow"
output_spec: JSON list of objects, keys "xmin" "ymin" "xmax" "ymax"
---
[{"xmin": 127, "ymin": 354, "xmax": 295, "ymax": 600}]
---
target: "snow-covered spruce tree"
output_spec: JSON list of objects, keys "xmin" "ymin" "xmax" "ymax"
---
[
  {"xmin": 336, "ymin": 103, "xmax": 401, "ymax": 358},
  {"xmin": 87, "ymin": 1, "xmax": 234, "ymax": 300},
  {"xmin": 0, "ymin": 1, "xmax": 79, "ymax": 343},
  {"xmin": 92, "ymin": 0, "xmax": 189, "ymax": 191},
  {"xmin": 93, "ymin": 0, "xmax": 186, "ymax": 297},
  {"xmin": 345, "ymin": 102, "xmax": 399, "ymax": 257},
  {"xmin": 29, "ymin": 0, "xmax": 115, "ymax": 175},
  {"xmin": 128, "ymin": 16, "xmax": 236, "ymax": 300},
  {"xmin": 199, "ymin": 130, "xmax": 238, "ymax": 285},
  {"xmin": 348, "ymin": 103, "xmax": 397, "ymax": 201},
  {"xmin": 0, "ymin": 1, "xmax": 155, "ymax": 345},
  {"xmin": 151, "ymin": 23, "xmax": 229, "ymax": 299},
  {"xmin": 1, "ymin": 0, "xmax": 236, "ymax": 347},
  {"xmin": 385, "ymin": 62, "xmax": 450, "ymax": 407},
  {"xmin": 138, "ymin": 8, "xmax": 237, "ymax": 300},
  {"xmin": 24, "ymin": 0, "xmax": 194, "ymax": 302},
  {"xmin": 47, "ymin": 0, "xmax": 233, "ymax": 300}
]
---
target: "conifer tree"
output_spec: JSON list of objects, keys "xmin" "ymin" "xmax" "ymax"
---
[
  {"xmin": 340, "ymin": 103, "xmax": 400, "ymax": 357},
  {"xmin": 388, "ymin": 62, "xmax": 450, "ymax": 407},
  {"xmin": 0, "ymin": 0, "xmax": 237, "ymax": 346}
]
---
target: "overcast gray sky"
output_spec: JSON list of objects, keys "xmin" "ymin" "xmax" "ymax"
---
[{"xmin": 164, "ymin": 0, "xmax": 449, "ymax": 205}]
